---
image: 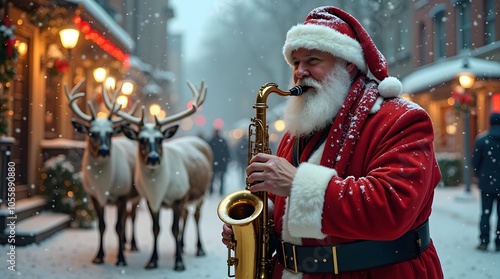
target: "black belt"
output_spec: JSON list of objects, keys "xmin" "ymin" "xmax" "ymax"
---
[{"xmin": 275, "ymin": 220, "xmax": 430, "ymax": 274}]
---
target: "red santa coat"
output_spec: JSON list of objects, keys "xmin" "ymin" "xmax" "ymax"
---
[{"xmin": 270, "ymin": 97, "xmax": 444, "ymax": 279}]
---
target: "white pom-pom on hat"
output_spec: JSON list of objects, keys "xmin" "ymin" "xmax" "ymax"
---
[{"xmin": 378, "ymin": 76, "xmax": 402, "ymax": 98}]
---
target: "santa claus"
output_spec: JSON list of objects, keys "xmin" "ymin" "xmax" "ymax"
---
[{"xmin": 222, "ymin": 6, "xmax": 443, "ymax": 279}]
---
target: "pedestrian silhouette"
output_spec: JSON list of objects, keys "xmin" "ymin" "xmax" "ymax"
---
[
  {"xmin": 472, "ymin": 112, "xmax": 500, "ymax": 252},
  {"xmin": 208, "ymin": 129, "xmax": 231, "ymax": 195}
]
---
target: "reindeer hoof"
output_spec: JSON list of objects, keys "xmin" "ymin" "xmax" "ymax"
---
[
  {"xmin": 145, "ymin": 262, "xmax": 158, "ymax": 269},
  {"xmin": 174, "ymin": 262, "xmax": 186, "ymax": 271},
  {"xmin": 116, "ymin": 259, "xmax": 127, "ymax": 266},
  {"xmin": 92, "ymin": 257, "xmax": 104, "ymax": 264},
  {"xmin": 130, "ymin": 245, "xmax": 139, "ymax": 252},
  {"xmin": 196, "ymin": 249, "xmax": 206, "ymax": 257}
]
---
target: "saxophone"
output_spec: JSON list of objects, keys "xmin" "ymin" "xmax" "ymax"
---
[{"xmin": 217, "ymin": 82, "xmax": 309, "ymax": 279}]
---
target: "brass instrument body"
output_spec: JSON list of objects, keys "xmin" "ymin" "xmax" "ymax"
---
[{"xmin": 218, "ymin": 83, "xmax": 309, "ymax": 279}]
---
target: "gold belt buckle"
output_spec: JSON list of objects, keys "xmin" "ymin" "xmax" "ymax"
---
[
  {"xmin": 332, "ymin": 246, "xmax": 339, "ymax": 274},
  {"xmin": 281, "ymin": 241, "xmax": 298, "ymax": 274}
]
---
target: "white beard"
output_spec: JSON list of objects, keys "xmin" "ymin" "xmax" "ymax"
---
[{"xmin": 283, "ymin": 63, "xmax": 352, "ymax": 137}]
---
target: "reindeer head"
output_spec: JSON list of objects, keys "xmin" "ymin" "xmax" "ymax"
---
[
  {"xmin": 102, "ymin": 81, "xmax": 207, "ymax": 168},
  {"xmin": 66, "ymin": 79, "xmax": 137, "ymax": 159}
]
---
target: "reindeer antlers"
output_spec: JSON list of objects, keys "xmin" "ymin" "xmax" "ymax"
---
[
  {"xmin": 102, "ymin": 84, "xmax": 145, "ymax": 126},
  {"xmin": 65, "ymin": 78, "xmax": 138, "ymax": 123},
  {"xmin": 155, "ymin": 80, "xmax": 207, "ymax": 127},
  {"xmin": 102, "ymin": 80, "xmax": 207, "ymax": 128},
  {"xmin": 65, "ymin": 78, "xmax": 96, "ymax": 122}
]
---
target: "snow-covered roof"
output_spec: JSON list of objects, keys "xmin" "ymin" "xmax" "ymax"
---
[
  {"xmin": 401, "ymin": 57, "xmax": 500, "ymax": 95},
  {"xmin": 65, "ymin": 0, "xmax": 135, "ymax": 52},
  {"xmin": 129, "ymin": 55, "xmax": 175, "ymax": 83}
]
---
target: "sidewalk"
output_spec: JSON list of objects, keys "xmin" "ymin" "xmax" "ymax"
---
[
  {"xmin": 1, "ymin": 167, "xmax": 499, "ymax": 278},
  {"xmin": 430, "ymin": 185, "xmax": 499, "ymax": 278}
]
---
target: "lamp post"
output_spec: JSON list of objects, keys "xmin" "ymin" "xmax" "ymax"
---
[
  {"xmin": 456, "ymin": 67, "xmax": 475, "ymax": 200},
  {"xmin": 58, "ymin": 26, "xmax": 80, "ymax": 138}
]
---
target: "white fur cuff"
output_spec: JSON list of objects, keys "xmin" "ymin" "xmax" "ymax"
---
[{"xmin": 287, "ymin": 162, "xmax": 337, "ymax": 239}]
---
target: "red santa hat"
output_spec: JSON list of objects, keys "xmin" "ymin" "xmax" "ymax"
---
[{"xmin": 283, "ymin": 6, "xmax": 402, "ymax": 98}]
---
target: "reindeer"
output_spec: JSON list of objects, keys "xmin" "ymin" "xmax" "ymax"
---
[
  {"xmin": 102, "ymin": 81, "xmax": 213, "ymax": 270},
  {"xmin": 65, "ymin": 79, "xmax": 140, "ymax": 266}
]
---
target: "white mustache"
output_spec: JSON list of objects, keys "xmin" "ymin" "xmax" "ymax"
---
[{"xmin": 297, "ymin": 77, "xmax": 322, "ymax": 89}]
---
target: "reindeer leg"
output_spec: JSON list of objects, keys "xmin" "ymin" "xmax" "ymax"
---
[
  {"xmin": 179, "ymin": 207, "xmax": 188, "ymax": 254},
  {"xmin": 172, "ymin": 202, "xmax": 186, "ymax": 271},
  {"xmin": 115, "ymin": 196, "xmax": 127, "ymax": 266},
  {"xmin": 194, "ymin": 200, "xmax": 206, "ymax": 256},
  {"xmin": 91, "ymin": 197, "xmax": 106, "ymax": 264},
  {"xmin": 128, "ymin": 199, "xmax": 139, "ymax": 251},
  {"xmin": 145, "ymin": 204, "xmax": 160, "ymax": 269}
]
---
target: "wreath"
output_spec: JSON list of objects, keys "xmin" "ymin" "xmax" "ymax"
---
[{"xmin": 451, "ymin": 86, "xmax": 473, "ymax": 112}]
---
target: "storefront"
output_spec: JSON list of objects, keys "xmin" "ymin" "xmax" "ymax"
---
[
  {"xmin": 402, "ymin": 55, "xmax": 500, "ymax": 186},
  {"xmin": 3, "ymin": 0, "xmax": 136, "ymax": 199}
]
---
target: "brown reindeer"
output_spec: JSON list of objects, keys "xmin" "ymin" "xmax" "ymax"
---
[
  {"xmin": 102, "ymin": 81, "xmax": 213, "ymax": 270},
  {"xmin": 66, "ymin": 79, "xmax": 140, "ymax": 266}
]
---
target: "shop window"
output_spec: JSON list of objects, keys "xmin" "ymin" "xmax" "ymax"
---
[
  {"xmin": 432, "ymin": 9, "xmax": 446, "ymax": 59},
  {"xmin": 484, "ymin": 0, "xmax": 496, "ymax": 44},
  {"xmin": 455, "ymin": 1, "xmax": 472, "ymax": 51}
]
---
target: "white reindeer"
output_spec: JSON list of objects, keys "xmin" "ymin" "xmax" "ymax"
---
[
  {"xmin": 65, "ymin": 79, "xmax": 140, "ymax": 266},
  {"xmin": 102, "ymin": 81, "xmax": 213, "ymax": 270}
]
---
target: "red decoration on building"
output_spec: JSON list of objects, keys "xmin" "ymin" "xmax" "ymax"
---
[
  {"xmin": 73, "ymin": 16, "xmax": 130, "ymax": 67},
  {"xmin": 451, "ymin": 85, "xmax": 473, "ymax": 111}
]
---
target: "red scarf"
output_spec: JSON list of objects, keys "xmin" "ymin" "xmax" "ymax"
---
[{"xmin": 319, "ymin": 75, "xmax": 379, "ymax": 176}]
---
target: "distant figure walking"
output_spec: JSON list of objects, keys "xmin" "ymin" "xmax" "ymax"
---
[
  {"xmin": 208, "ymin": 129, "xmax": 231, "ymax": 195},
  {"xmin": 472, "ymin": 112, "xmax": 500, "ymax": 252}
]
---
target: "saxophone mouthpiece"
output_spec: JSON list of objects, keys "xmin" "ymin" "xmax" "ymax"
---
[{"xmin": 290, "ymin": 85, "xmax": 311, "ymax": 96}]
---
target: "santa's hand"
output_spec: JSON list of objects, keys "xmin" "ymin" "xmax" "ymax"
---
[
  {"xmin": 246, "ymin": 153, "xmax": 297, "ymax": 197},
  {"xmin": 221, "ymin": 223, "xmax": 234, "ymax": 247}
]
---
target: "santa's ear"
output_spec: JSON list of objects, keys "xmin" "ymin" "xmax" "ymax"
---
[{"xmin": 346, "ymin": 62, "xmax": 358, "ymax": 77}]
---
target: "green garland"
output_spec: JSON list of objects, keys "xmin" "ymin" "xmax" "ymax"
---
[
  {"xmin": 0, "ymin": 15, "xmax": 18, "ymax": 136},
  {"xmin": 40, "ymin": 154, "xmax": 95, "ymax": 229}
]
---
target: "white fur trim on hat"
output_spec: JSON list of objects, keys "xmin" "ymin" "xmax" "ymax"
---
[
  {"xmin": 287, "ymin": 162, "xmax": 337, "ymax": 239},
  {"xmin": 283, "ymin": 24, "xmax": 367, "ymax": 73},
  {"xmin": 378, "ymin": 76, "xmax": 402, "ymax": 98}
]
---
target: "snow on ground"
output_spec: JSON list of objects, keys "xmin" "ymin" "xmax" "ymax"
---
[{"xmin": 1, "ymin": 163, "xmax": 499, "ymax": 278}]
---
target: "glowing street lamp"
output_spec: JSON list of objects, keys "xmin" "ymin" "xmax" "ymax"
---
[
  {"xmin": 149, "ymin": 103, "xmax": 161, "ymax": 116},
  {"xmin": 116, "ymin": 95, "xmax": 128, "ymax": 108},
  {"xmin": 121, "ymin": 81, "xmax": 134, "ymax": 95},
  {"xmin": 105, "ymin": 76, "xmax": 116, "ymax": 90},
  {"xmin": 458, "ymin": 72, "xmax": 475, "ymax": 89},
  {"xmin": 59, "ymin": 27, "xmax": 80, "ymax": 60},
  {"xmin": 93, "ymin": 67, "xmax": 107, "ymax": 83},
  {"xmin": 59, "ymin": 27, "xmax": 80, "ymax": 49}
]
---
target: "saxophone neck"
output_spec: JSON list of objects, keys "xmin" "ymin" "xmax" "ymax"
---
[{"xmin": 257, "ymin": 83, "xmax": 311, "ymax": 104}]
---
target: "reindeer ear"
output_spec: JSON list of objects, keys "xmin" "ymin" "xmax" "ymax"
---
[
  {"xmin": 162, "ymin": 125, "xmax": 179, "ymax": 139},
  {"xmin": 121, "ymin": 124, "xmax": 138, "ymax": 140},
  {"xmin": 72, "ymin": 119, "xmax": 89, "ymax": 134},
  {"xmin": 113, "ymin": 123, "xmax": 129, "ymax": 135}
]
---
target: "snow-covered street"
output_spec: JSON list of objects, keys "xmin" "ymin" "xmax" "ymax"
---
[{"xmin": 1, "ymin": 164, "xmax": 499, "ymax": 278}]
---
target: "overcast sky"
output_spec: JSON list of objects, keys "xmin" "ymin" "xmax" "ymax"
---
[{"xmin": 168, "ymin": 0, "xmax": 217, "ymax": 59}]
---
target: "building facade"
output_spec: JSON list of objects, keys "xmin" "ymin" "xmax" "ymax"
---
[
  {"xmin": 2, "ymin": 0, "xmax": 138, "ymax": 200},
  {"xmin": 402, "ymin": 0, "xmax": 500, "ymax": 185}
]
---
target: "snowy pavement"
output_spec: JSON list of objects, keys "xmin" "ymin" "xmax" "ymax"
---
[{"xmin": 1, "ymin": 164, "xmax": 499, "ymax": 278}]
